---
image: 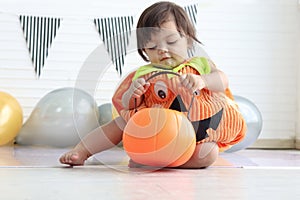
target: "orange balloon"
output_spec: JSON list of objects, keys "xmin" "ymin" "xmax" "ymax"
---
[
  {"xmin": 0, "ymin": 91, "xmax": 23, "ymax": 146},
  {"xmin": 123, "ymin": 108, "xmax": 196, "ymax": 167}
]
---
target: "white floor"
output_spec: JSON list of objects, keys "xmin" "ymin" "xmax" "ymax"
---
[{"xmin": 0, "ymin": 146, "xmax": 300, "ymax": 200}]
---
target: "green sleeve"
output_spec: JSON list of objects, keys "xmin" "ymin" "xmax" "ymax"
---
[{"xmin": 189, "ymin": 57, "xmax": 211, "ymax": 75}]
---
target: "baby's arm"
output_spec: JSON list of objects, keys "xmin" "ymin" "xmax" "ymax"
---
[
  {"xmin": 180, "ymin": 59, "xmax": 229, "ymax": 93},
  {"xmin": 121, "ymin": 78, "xmax": 150, "ymax": 109},
  {"xmin": 201, "ymin": 59, "xmax": 229, "ymax": 92}
]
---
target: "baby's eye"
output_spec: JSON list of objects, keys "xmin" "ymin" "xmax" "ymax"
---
[
  {"xmin": 167, "ymin": 40, "xmax": 178, "ymax": 45},
  {"xmin": 146, "ymin": 46, "xmax": 157, "ymax": 50}
]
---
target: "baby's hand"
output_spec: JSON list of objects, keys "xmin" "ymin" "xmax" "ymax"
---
[
  {"xmin": 180, "ymin": 73, "xmax": 205, "ymax": 94},
  {"xmin": 129, "ymin": 78, "xmax": 150, "ymax": 98}
]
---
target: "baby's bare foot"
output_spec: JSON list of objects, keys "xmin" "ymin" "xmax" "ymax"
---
[{"xmin": 59, "ymin": 149, "xmax": 90, "ymax": 166}]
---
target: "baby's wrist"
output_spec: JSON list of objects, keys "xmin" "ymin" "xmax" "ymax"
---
[{"xmin": 197, "ymin": 75, "xmax": 206, "ymax": 89}]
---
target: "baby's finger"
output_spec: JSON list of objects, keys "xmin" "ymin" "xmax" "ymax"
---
[
  {"xmin": 136, "ymin": 78, "xmax": 147, "ymax": 86},
  {"xmin": 132, "ymin": 88, "xmax": 144, "ymax": 97},
  {"xmin": 179, "ymin": 74, "xmax": 187, "ymax": 82},
  {"xmin": 143, "ymin": 82, "xmax": 151, "ymax": 91},
  {"xmin": 190, "ymin": 85, "xmax": 198, "ymax": 94},
  {"xmin": 133, "ymin": 80, "xmax": 142, "ymax": 89},
  {"xmin": 181, "ymin": 77, "xmax": 190, "ymax": 88}
]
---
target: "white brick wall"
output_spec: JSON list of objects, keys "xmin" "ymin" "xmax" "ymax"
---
[{"xmin": 0, "ymin": 0, "xmax": 299, "ymax": 147}]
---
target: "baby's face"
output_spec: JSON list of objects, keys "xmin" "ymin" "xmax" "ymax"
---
[{"xmin": 143, "ymin": 20, "xmax": 189, "ymax": 68}]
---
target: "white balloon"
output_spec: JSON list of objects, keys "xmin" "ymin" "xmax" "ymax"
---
[
  {"xmin": 98, "ymin": 103, "xmax": 113, "ymax": 125},
  {"xmin": 16, "ymin": 87, "xmax": 99, "ymax": 147},
  {"xmin": 226, "ymin": 95, "xmax": 263, "ymax": 153}
]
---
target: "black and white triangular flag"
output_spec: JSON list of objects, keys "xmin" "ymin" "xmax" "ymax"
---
[
  {"xmin": 20, "ymin": 15, "xmax": 61, "ymax": 77},
  {"xmin": 184, "ymin": 4, "xmax": 198, "ymax": 26},
  {"xmin": 94, "ymin": 16, "xmax": 134, "ymax": 76},
  {"xmin": 184, "ymin": 4, "xmax": 198, "ymax": 57}
]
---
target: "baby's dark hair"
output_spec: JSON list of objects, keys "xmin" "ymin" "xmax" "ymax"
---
[{"xmin": 136, "ymin": 1, "xmax": 201, "ymax": 61}]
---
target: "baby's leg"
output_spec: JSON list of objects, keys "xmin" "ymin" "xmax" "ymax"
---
[
  {"xmin": 59, "ymin": 117, "xmax": 126, "ymax": 165},
  {"xmin": 128, "ymin": 142, "xmax": 218, "ymax": 169},
  {"xmin": 178, "ymin": 142, "xmax": 219, "ymax": 169}
]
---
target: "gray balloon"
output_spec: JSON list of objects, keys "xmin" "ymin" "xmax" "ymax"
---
[
  {"xmin": 226, "ymin": 95, "xmax": 263, "ymax": 153},
  {"xmin": 98, "ymin": 103, "xmax": 113, "ymax": 125},
  {"xmin": 16, "ymin": 87, "xmax": 99, "ymax": 148}
]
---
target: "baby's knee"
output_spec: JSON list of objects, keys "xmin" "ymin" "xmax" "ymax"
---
[{"xmin": 196, "ymin": 143, "xmax": 219, "ymax": 167}]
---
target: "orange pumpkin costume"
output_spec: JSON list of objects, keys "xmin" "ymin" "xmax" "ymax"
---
[{"xmin": 112, "ymin": 57, "xmax": 247, "ymax": 151}]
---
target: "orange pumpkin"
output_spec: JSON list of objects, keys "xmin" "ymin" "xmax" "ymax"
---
[{"xmin": 123, "ymin": 108, "xmax": 196, "ymax": 167}]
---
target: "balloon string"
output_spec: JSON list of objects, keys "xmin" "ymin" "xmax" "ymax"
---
[
  {"xmin": 134, "ymin": 98, "xmax": 137, "ymax": 113},
  {"xmin": 187, "ymin": 94, "xmax": 196, "ymax": 121}
]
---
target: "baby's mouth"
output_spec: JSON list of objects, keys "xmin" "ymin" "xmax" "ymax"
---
[
  {"xmin": 160, "ymin": 58, "xmax": 172, "ymax": 65},
  {"xmin": 160, "ymin": 57, "xmax": 170, "ymax": 61}
]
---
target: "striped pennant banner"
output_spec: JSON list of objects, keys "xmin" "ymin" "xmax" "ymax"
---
[
  {"xmin": 19, "ymin": 15, "xmax": 61, "ymax": 77},
  {"xmin": 184, "ymin": 4, "xmax": 198, "ymax": 26},
  {"xmin": 184, "ymin": 4, "xmax": 198, "ymax": 57},
  {"xmin": 94, "ymin": 16, "xmax": 134, "ymax": 76}
]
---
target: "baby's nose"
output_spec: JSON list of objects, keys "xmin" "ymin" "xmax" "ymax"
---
[{"xmin": 158, "ymin": 46, "xmax": 168, "ymax": 54}]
